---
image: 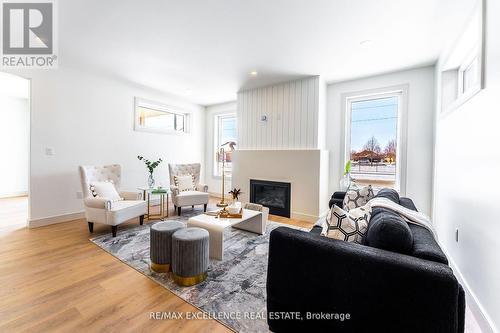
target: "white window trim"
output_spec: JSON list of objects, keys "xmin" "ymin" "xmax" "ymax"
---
[
  {"xmin": 134, "ymin": 97, "xmax": 190, "ymax": 135},
  {"xmin": 340, "ymin": 84, "xmax": 409, "ymax": 195},
  {"xmin": 213, "ymin": 112, "xmax": 236, "ymax": 178}
]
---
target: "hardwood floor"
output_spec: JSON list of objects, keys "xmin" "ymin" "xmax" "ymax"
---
[
  {"xmin": 0, "ymin": 198, "xmax": 311, "ymax": 333},
  {"xmin": 0, "ymin": 198, "xmax": 482, "ymax": 333},
  {"xmin": 0, "ymin": 196, "xmax": 28, "ymax": 233}
]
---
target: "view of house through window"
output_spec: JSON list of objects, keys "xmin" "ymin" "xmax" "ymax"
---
[
  {"xmin": 348, "ymin": 94, "xmax": 400, "ymax": 189},
  {"xmin": 214, "ymin": 114, "xmax": 237, "ymax": 177}
]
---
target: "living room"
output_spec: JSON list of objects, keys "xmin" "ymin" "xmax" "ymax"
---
[{"xmin": 0, "ymin": 0, "xmax": 498, "ymax": 332}]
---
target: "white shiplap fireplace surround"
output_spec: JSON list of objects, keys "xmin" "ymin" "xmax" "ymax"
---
[{"xmin": 232, "ymin": 76, "xmax": 330, "ymax": 222}]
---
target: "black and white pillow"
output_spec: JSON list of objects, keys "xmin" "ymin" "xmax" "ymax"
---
[
  {"xmin": 322, "ymin": 204, "xmax": 371, "ymax": 244},
  {"xmin": 343, "ymin": 184, "xmax": 374, "ymax": 211}
]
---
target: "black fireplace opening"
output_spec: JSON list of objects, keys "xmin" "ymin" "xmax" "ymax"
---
[{"xmin": 250, "ymin": 179, "xmax": 291, "ymax": 218}]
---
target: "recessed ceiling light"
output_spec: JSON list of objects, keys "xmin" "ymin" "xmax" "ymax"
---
[
  {"xmin": 359, "ymin": 40, "xmax": 372, "ymax": 46},
  {"xmin": 249, "ymin": 71, "xmax": 258, "ymax": 77}
]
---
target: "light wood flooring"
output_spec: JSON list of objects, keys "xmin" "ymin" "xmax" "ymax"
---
[
  {"xmin": 0, "ymin": 196, "xmax": 482, "ymax": 332},
  {"xmin": 0, "ymin": 197, "xmax": 310, "ymax": 332}
]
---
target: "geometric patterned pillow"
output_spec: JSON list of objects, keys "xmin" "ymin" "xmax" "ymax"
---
[
  {"xmin": 343, "ymin": 184, "xmax": 374, "ymax": 211},
  {"xmin": 322, "ymin": 204, "xmax": 372, "ymax": 244}
]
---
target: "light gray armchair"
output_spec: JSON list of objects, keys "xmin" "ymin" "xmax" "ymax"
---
[
  {"xmin": 79, "ymin": 164, "xmax": 146, "ymax": 237},
  {"xmin": 168, "ymin": 163, "xmax": 209, "ymax": 215}
]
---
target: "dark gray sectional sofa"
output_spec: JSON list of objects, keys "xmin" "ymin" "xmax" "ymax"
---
[{"xmin": 266, "ymin": 189, "xmax": 465, "ymax": 333}]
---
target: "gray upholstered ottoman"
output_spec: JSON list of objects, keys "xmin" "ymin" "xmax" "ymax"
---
[
  {"xmin": 150, "ymin": 221, "xmax": 185, "ymax": 273},
  {"xmin": 171, "ymin": 227, "xmax": 209, "ymax": 286}
]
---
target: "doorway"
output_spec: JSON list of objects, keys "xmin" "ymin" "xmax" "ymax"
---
[{"xmin": 0, "ymin": 72, "xmax": 30, "ymax": 232}]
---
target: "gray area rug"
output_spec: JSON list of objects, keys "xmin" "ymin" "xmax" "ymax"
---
[{"xmin": 90, "ymin": 207, "xmax": 307, "ymax": 333}]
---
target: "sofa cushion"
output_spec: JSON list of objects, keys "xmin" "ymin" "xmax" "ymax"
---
[
  {"xmin": 374, "ymin": 188, "xmax": 400, "ymax": 204},
  {"xmin": 408, "ymin": 224, "xmax": 448, "ymax": 264},
  {"xmin": 363, "ymin": 207, "xmax": 413, "ymax": 254}
]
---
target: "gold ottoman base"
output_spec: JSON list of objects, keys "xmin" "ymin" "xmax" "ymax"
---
[
  {"xmin": 173, "ymin": 272, "xmax": 207, "ymax": 286},
  {"xmin": 151, "ymin": 262, "xmax": 170, "ymax": 273}
]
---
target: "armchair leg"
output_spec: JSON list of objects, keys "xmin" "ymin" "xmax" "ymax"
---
[
  {"xmin": 204, "ymin": 204, "xmax": 207, "ymax": 212},
  {"xmin": 139, "ymin": 215, "xmax": 144, "ymax": 225},
  {"xmin": 88, "ymin": 222, "xmax": 94, "ymax": 233},
  {"xmin": 178, "ymin": 207, "xmax": 181, "ymax": 216},
  {"xmin": 111, "ymin": 225, "xmax": 117, "ymax": 237},
  {"xmin": 192, "ymin": 205, "xmax": 194, "ymax": 209}
]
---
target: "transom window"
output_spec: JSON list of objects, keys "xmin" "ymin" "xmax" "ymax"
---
[{"xmin": 134, "ymin": 98, "xmax": 188, "ymax": 134}]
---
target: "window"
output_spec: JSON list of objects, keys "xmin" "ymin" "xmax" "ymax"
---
[
  {"xmin": 214, "ymin": 114, "xmax": 237, "ymax": 177},
  {"xmin": 344, "ymin": 89, "xmax": 406, "ymax": 192},
  {"xmin": 134, "ymin": 97, "xmax": 188, "ymax": 134}
]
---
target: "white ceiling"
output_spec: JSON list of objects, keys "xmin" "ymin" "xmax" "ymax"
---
[{"xmin": 59, "ymin": 0, "xmax": 477, "ymax": 105}]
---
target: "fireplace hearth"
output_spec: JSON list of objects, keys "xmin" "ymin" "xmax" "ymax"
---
[{"xmin": 250, "ymin": 179, "xmax": 291, "ymax": 218}]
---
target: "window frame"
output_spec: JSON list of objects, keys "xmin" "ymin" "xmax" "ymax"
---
[
  {"xmin": 341, "ymin": 85, "xmax": 408, "ymax": 194},
  {"xmin": 134, "ymin": 97, "xmax": 189, "ymax": 135},
  {"xmin": 213, "ymin": 113, "xmax": 237, "ymax": 178}
]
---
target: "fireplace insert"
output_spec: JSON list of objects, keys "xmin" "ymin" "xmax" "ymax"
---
[{"xmin": 249, "ymin": 179, "xmax": 291, "ymax": 218}]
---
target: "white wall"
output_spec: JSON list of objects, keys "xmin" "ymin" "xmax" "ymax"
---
[
  {"xmin": 204, "ymin": 101, "xmax": 237, "ymax": 196},
  {"xmin": 4, "ymin": 67, "xmax": 205, "ymax": 223},
  {"xmin": 326, "ymin": 66, "xmax": 435, "ymax": 215},
  {"xmin": 433, "ymin": 0, "xmax": 499, "ymax": 331},
  {"xmin": 0, "ymin": 74, "xmax": 30, "ymax": 197},
  {"xmin": 237, "ymin": 76, "xmax": 322, "ymax": 149}
]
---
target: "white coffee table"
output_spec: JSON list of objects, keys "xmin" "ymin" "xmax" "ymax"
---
[{"xmin": 187, "ymin": 209, "xmax": 265, "ymax": 260}]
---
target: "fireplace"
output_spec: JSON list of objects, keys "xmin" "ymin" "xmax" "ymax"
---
[{"xmin": 250, "ymin": 179, "xmax": 291, "ymax": 218}]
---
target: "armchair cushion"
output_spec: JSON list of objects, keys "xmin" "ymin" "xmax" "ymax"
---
[
  {"xmin": 84, "ymin": 197, "xmax": 112, "ymax": 209},
  {"xmin": 173, "ymin": 190, "xmax": 209, "ymax": 207},
  {"xmin": 105, "ymin": 200, "xmax": 147, "ymax": 226}
]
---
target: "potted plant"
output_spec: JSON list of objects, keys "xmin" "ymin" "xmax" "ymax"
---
[
  {"xmin": 340, "ymin": 160, "xmax": 352, "ymax": 191},
  {"xmin": 137, "ymin": 156, "xmax": 163, "ymax": 188},
  {"xmin": 228, "ymin": 188, "xmax": 242, "ymax": 213}
]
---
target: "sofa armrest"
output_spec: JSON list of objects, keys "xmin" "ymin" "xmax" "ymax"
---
[
  {"xmin": 196, "ymin": 183, "xmax": 208, "ymax": 192},
  {"xmin": 120, "ymin": 190, "xmax": 142, "ymax": 201},
  {"xmin": 267, "ymin": 227, "xmax": 462, "ymax": 333},
  {"xmin": 84, "ymin": 197, "xmax": 112, "ymax": 210},
  {"xmin": 332, "ymin": 191, "xmax": 346, "ymax": 199}
]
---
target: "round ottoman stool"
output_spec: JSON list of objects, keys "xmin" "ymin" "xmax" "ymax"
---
[
  {"xmin": 172, "ymin": 227, "xmax": 209, "ymax": 286},
  {"xmin": 150, "ymin": 221, "xmax": 185, "ymax": 273}
]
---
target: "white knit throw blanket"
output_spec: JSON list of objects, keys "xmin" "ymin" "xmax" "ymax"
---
[{"xmin": 368, "ymin": 197, "xmax": 436, "ymax": 237}]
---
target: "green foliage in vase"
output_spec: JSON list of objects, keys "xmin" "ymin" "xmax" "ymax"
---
[
  {"xmin": 137, "ymin": 156, "xmax": 163, "ymax": 175},
  {"xmin": 344, "ymin": 160, "xmax": 352, "ymax": 176}
]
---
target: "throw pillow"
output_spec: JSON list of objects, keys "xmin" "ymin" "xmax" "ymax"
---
[
  {"xmin": 174, "ymin": 174, "xmax": 195, "ymax": 192},
  {"xmin": 322, "ymin": 204, "xmax": 372, "ymax": 244},
  {"xmin": 343, "ymin": 184, "xmax": 374, "ymax": 211},
  {"xmin": 89, "ymin": 181, "xmax": 122, "ymax": 202}
]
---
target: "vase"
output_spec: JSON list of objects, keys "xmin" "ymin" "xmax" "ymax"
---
[
  {"xmin": 339, "ymin": 173, "xmax": 351, "ymax": 191},
  {"xmin": 147, "ymin": 173, "xmax": 155, "ymax": 188}
]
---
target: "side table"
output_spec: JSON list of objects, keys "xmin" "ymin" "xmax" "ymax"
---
[{"xmin": 138, "ymin": 187, "xmax": 170, "ymax": 221}]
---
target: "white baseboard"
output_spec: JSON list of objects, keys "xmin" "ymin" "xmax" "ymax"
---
[
  {"xmin": 29, "ymin": 211, "xmax": 85, "ymax": 228},
  {"xmin": 0, "ymin": 191, "xmax": 28, "ymax": 199},
  {"xmin": 441, "ymin": 247, "xmax": 497, "ymax": 333},
  {"xmin": 290, "ymin": 211, "xmax": 318, "ymax": 223}
]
